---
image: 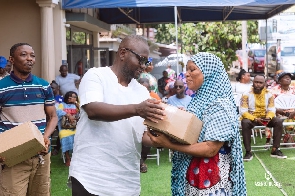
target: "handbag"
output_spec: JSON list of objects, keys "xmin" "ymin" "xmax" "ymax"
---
[{"xmin": 61, "ymin": 115, "xmax": 77, "ymax": 129}]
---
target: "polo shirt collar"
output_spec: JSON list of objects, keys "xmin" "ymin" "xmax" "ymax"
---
[{"xmin": 10, "ymin": 71, "xmax": 33, "ymax": 84}]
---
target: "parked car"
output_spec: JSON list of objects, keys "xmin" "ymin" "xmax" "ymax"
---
[
  {"xmin": 280, "ymin": 46, "xmax": 295, "ymax": 78},
  {"xmin": 248, "ymin": 49, "xmax": 266, "ymax": 73},
  {"xmin": 265, "ymin": 44, "xmax": 295, "ymax": 79}
]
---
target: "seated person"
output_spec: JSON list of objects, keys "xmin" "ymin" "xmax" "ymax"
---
[
  {"xmin": 266, "ymin": 72, "xmax": 295, "ymax": 145},
  {"xmin": 231, "ymin": 69, "xmax": 252, "ymax": 114},
  {"xmin": 139, "ymin": 78, "xmax": 161, "ymax": 101},
  {"xmin": 56, "ymin": 91, "xmax": 80, "ymax": 166},
  {"xmin": 240, "ymin": 75, "xmax": 286, "ymax": 161},
  {"xmin": 162, "ymin": 84, "xmax": 176, "ymax": 103},
  {"xmin": 167, "ymin": 80, "xmax": 192, "ymax": 109},
  {"xmin": 50, "ymin": 80, "xmax": 64, "ymax": 156},
  {"xmin": 138, "ymin": 78, "xmax": 160, "ymax": 173}
]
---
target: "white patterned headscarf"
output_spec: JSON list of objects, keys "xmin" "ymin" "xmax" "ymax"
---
[{"xmin": 171, "ymin": 52, "xmax": 246, "ymax": 195}]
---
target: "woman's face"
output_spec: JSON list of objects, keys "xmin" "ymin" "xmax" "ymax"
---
[
  {"xmin": 185, "ymin": 60, "xmax": 204, "ymax": 91},
  {"xmin": 242, "ymin": 73, "xmax": 251, "ymax": 83},
  {"xmin": 68, "ymin": 93, "xmax": 77, "ymax": 103},
  {"xmin": 279, "ymin": 74, "xmax": 291, "ymax": 86}
]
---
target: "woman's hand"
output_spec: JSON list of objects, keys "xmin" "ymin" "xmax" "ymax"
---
[
  {"xmin": 147, "ymin": 129, "xmax": 172, "ymax": 148},
  {"xmin": 289, "ymin": 111, "xmax": 295, "ymax": 119},
  {"xmin": 67, "ymin": 113, "xmax": 76, "ymax": 123},
  {"xmin": 276, "ymin": 108, "xmax": 285, "ymax": 116}
]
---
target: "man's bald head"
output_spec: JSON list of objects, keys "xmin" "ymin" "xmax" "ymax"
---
[{"xmin": 119, "ymin": 35, "xmax": 148, "ymax": 49}]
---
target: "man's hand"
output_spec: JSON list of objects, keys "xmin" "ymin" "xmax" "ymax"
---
[
  {"xmin": 135, "ymin": 99, "xmax": 165, "ymax": 123},
  {"xmin": 39, "ymin": 136, "xmax": 50, "ymax": 155},
  {"xmin": 254, "ymin": 118, "xmax": 263, "ymax": 125}
]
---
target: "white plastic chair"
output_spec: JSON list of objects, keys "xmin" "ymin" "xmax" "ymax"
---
[{"xmin": 147, "ymin": 148, "xmax": 160, "ymax": 166}]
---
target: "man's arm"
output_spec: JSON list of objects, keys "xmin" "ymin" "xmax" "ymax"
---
[
  {"xmin": 266, "ymin": 94, "xmax": 276, "ymax": 119},
  {"xmin": 83, "ymin": 99, "xmax": 165, "ymax": 123},
  {"xmin": 43, "ymin": 105, "xmax": 58, "ymax": 152}
]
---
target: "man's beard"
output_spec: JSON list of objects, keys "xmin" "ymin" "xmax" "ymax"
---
[
  {"xmin": 253, "ymin": 86, "xmax": 264, "ymax": 93},
  {"xmin": 121, "ymin": 64, "xmax": 134, "ymax": 81}
]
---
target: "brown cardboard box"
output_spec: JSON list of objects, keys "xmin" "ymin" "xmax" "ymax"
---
[
  {"xmin": 144, "ymin": 103, "xmax": 203, "ymax": 144},
  {"xmin": 0, "ymin": 121, "xmax": 46, "ymax": 167}
]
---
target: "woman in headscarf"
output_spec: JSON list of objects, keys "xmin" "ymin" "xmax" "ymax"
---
[{"xmin": 148, "ymin": 52, "xmax": 246, "ymax": 195}]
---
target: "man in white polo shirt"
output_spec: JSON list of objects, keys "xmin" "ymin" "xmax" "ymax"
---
[{"xmin": 69, "ymin": 35, "xmax": 165, "ymax": 196}]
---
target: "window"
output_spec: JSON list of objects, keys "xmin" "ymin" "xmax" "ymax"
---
[
  {"xmin": 254, "ymin": 50, "xmax": 266, "ymax": 57},
  {"xmin": 281, "ymin": 47, "xmax": 295, "ymax": 56}
]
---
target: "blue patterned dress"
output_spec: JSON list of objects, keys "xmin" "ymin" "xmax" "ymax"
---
[{"xmin": 171, "ymin": 53, "xmax": 246, "ymax": 196}]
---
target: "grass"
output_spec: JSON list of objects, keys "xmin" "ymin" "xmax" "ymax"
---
[{"xmin": 51, "ymin": 139, "xmax": 295, "ymax": 196}]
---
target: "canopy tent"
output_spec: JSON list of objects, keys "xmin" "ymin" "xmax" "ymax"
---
[
  {"xmin": 62, "ymin": 0, "xmax": 295, "ymax": 75},
  {"xmin": 63, "ymin": 0, "xmax": 295, "ymax": 24}
]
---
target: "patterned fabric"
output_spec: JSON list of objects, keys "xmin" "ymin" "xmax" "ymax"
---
[
  {"xmin": 166, "ymin": 67, "xmax": 176, "ymax": 80},
  {"xmin": 57, "ymin": 102, "xmax": 78, "ymax": 153},
  {"xmin": 266, "ymin": 85, "xmax": 295, "ymax": 139},
  {"xmin": 270, "ymin": 85, "xmax": 295, "ymax": 99},
  {"xmin": 171, "ymin": 52, "xmax": 246, "ymax": 196},
  {"xmin": 186, "ymin": 146, "xmax": 232, "ymax": 195},
  {"xmin": 240, "ymin": 88, "xmax": 275, "ymax": 121},
  {"xmin": 139, "ymin": 72, "xmax": 158, "ymax": 93}
]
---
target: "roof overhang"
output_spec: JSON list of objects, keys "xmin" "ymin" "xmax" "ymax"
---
[
  {"xmin": 62, "ymin": 1, "xmax": 295, "ymax": 24},
  {"xmin": 66, "ymin": 13, "xmax": 110, "ymax": 32}
]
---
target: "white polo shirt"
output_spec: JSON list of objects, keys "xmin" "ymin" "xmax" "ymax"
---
[{"xmin": 70, "ymin": 67, "xmax": 149, "ymax": 196}]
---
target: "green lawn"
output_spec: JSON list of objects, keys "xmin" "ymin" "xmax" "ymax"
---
[{"xmin": 51, "ymin": 141, "xmax": 295, "ymax": 196}]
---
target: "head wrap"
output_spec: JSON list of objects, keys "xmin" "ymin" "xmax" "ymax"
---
[{"xmin": 171, "ymin": 52, "xmax": 246, "ymax": 195}]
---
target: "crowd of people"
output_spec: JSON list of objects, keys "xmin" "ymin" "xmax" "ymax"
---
[
  {"xmin": 4, "ymin": 36, "xmax": 295, "ymax": 195},
  {"xmin": 232, "ymin": 68, "xmax": 295, "ymax": 161}
]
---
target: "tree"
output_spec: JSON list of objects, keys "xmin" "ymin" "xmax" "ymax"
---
[{"xmin": 155, "ymin": 21, "xmax": 261, "ymax": 69}]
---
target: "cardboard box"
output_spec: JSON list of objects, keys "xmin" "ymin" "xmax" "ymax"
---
[
  {"xmin": 0, "ymin": 121, "xmax": 46, "ymax": 167},
  {"xmin": 144, "ymin": 103, "xmax": 203, "ymax": 144}
]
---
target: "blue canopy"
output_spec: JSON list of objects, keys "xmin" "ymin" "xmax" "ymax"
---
[{"xmin": 63, "ymin": 0, "xmax": 295, "ymax": 24}]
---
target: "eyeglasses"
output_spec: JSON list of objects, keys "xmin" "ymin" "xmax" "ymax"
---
[
  {"xmin": 174, "ymin": 85, "xmax": 184, "ymax": 89},
  {"xmin": 123, "ymin": 48, "xmax": 150, "ymax": 66}
]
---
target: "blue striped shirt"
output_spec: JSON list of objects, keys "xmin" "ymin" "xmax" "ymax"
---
[{"xmin": 0, "ymin": 72, "xmax": 54, "ymax": 134}]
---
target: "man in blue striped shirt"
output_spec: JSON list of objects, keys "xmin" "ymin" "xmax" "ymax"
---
[{"xmin": 0, "ymin": 43, "xmax": 58, "ymax": 196}]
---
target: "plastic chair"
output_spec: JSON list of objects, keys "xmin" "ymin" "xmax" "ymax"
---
[{"xmin": 147, "ymin": 148, "xmax": 160, "ymax": 166}]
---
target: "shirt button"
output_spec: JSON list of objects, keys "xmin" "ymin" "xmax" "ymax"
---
[
  {"xmin": 25, "ymin": 95, "xmax": 27, "ymax": 97},
  {"xmin": 24, "ymin": 88, "xmax": 26, "ymax": 90}
]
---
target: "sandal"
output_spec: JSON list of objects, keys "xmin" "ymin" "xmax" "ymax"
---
[{"xmin": 140, "ymin": 163, "xmax": 147, "ymax": 173}]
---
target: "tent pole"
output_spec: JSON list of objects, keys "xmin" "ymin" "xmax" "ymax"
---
[
  {"xmin": 264, "ymin": 19, "xmax": 270, "ymax": 80},
  {"xmin": 174, "ymin": 6, "xmax": 179, "ymax": 76}
]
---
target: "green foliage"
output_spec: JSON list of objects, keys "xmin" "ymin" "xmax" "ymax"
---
[
  {"xmin": 72, "ymin": 32, "xmax": 86, "ymax": 44},
  {"xmin": 155, "ymin": 21, "xmax": 261, "ymax": 69}
]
